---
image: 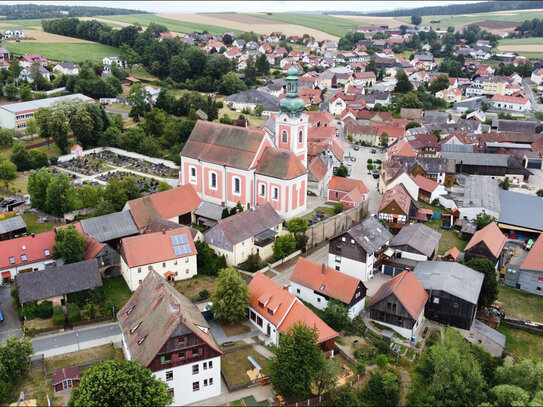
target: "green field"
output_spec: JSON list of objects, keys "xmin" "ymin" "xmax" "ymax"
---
[
  {"xmin": 99, "ymin": 14, "xmax": 245, "ymax": 36},
  {"xmin": 497, "ymin": 285, "xmax": 543, "ymax": 323},
  {"xmin": 4, "ymin": 42, "xmax": 119, "ymax": 63},
  {"xmin": 499, "ymin": 37, "xmax": 543, "ymax": 45},
  {"xmin": 248, "ymin": 13, "xmax": 363, "ymax": 38},
  {"xmin": 498, "ymin": 324, "xmax": 543, "ymax": 361},
  {"xmin": 0, "ymin": 18, "xmax": 44, "ymax": 29}
]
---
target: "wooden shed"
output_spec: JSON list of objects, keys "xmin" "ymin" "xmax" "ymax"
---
[{"xmin": 52, "ymin": 366, "xmax": 80, "ymax": 392}]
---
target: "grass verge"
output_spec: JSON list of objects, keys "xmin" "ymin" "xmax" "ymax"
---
[
  {"xmin": 45, "ymin": 344, "xmax": 116, "ymax": 371},
  {"xmin": 221, "ymin": 347, "xmax": 269, "ymax": 388},
  {"xmin": 498, "ymin": 324, "xmax": 543, "ymax": 361},
  {"xmin": 497, "ymin": 285, "xmax": 543, "ymax": 322}
]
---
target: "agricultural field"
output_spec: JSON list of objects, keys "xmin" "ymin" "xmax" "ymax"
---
[
  {"xmin": 246, "ymin": 12, "xmax": 362, "ymax": 38},
  {"xmin": 4, "ymin": 42, "xmax": 119, "ymax": 63},
  {"xmin": 99, "ymin": 13, "xmax": 245, "ymax": 37}
]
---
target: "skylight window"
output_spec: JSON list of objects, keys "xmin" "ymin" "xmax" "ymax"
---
[
  {"xmin": 44, "ymin": 249, "xmax": 50, "ymax": 256},
  {"xmin": 126, "ymin": 306, "xmax": 135, "ymax": 316},
  {"xmin": 137, "ymin": 334, "xmax": 147, "ymax": 345},
  {"xmin": 21, "ymin": 254, "xmax": 27, "ymax": 262},
  {"xmin": 320, "ymin": 285, "xmax": 325, "ymax": 291},
  {"xmin": 9, "ymin": 257, "xmax": 15, "ymax": 264},
  {"xmin": 130, "ymin": 322, "xmax": 141, "ymax": 334}
]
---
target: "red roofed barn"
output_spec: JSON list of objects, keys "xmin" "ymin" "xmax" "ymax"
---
[{"xmin": 327, "ymin": 176, "xmax": 368, "ymax": 209}]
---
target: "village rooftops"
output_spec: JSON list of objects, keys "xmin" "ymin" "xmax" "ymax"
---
[
  {"xmin": 440, "ymin": 152, "xmax": 509, "ymax": 167},
  {"xmin": 413, "ymin": 261, "xmax": 484, "ymax": 305},
  {"xmin": 462, "ymin": 176, "xmax": 500, "ymax": 212},
  {"xmin": 464, "ymin": 222, "xmax": 506, "ymax": 258},
  {"xmin": 499, "ymin": 189, "xmax": 543, "ymax": 233},
  {"xmin": 0, "ymin": 216, "xmax": 26, "ymax": 235},
  {"xmin": 390, "ymin": 223, "xmax": 441, "ymax": 258},
  {"xmin": 336, "ymin": 216, "xmax": 392, "ymax": 254},
  {"xmin": 80, "ymin": 211, "xmax": 138, "ymax": 243},
  {"xmin": 0, "ymin": 230, "xmax": 56, "ymax": 270}
]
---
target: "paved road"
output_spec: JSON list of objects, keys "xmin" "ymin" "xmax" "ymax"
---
[
  {"xmin": 522, "ymin": 79, "xmax": 543, "ymax": 112},
  {"xmin": 0, "ymin": 286, "xmax": 22, "ymax": 344},
  {"xmin": 32, "ymin": 322, "xmax": 122, "ymax": 357}
]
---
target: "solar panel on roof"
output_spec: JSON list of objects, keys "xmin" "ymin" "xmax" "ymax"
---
[
  {"xmin": 173, "ymin": 244, "xmax": 190, "ymax": 256},
  {"xmin": 171, "ymin": 234, "xmax": 188, "ymax": 245}
]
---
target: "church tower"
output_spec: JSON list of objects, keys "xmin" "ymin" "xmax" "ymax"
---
[{"xmin": 275, "ymin": 66, "xmax": 308, "ymax": 167}]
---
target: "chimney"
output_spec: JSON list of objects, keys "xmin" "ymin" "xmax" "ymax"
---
[
  {"xmin": 162, "ymin": 229, "xmax": 166, "ymax": 234},
  {"xmin": 31, "ymin": 233, "xmax": 35, "ymax": 238},
  {"xmin": 321, "ymin": 263, "xmax": 325, "ymax": 276}
]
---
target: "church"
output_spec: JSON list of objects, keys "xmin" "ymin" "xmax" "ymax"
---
[{"xmin": 179, "ymin": 67, "xmax": 310, "ymax": 219}]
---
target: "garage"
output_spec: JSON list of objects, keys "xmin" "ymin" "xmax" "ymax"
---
[
  {"xmin": 526, "ymin": 158, "xmax": 542, "ymax": 169},
  {"xmin": 382, "ymin": 264, "xmax": 403, "ymax": 277}
]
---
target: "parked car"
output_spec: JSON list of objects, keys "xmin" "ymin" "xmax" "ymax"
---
[
  {"xmin": 524, "ymin": 320, "xmax": 537, "ymax": 326},
  {"xmin": 371, "ymin": 149, "xmax": 376, "ymax": 154},
  {"xmin": 524, "ymin": 239, "xmax": 534, "ymax": 251},
  {"xmin": 353, "ymin": 145, "xmax": 359, "ymax": 151},
  {"xmin": 0, "ymin": 199, "xmax": 16, "ymax": 208},
  {"xmin": 0, "ymin": 308, "xmax": 3, "ymax": 322},
  {"xmin": 372, "ymin": 172, "xmax": 380, "ymax": 179}
]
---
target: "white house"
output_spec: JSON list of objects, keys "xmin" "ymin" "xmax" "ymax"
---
[
  {"xmin": 0, "ymin": 231, "xmax": 62, "ymax": 280},
  {"xmin": 118, "ymin": 270, "xmax": 222, "ymax": 406},
  {"xmin": 327, "ymin": 216, "xmax": 393, "ymax": 283},
  {"xmin": 120, "ymin": 227, "xmax": 197, "ymax": 291},
  {"xmin": 2, "ymin": 30, "xmax": 24, "ymax": 39},
  {"xmin": 531, "ymin": 68, "xmax": 543, "ymax": 85},
  {"xmin": 19, "ymin": 66, "xmax": 50, "ymax": 83},
  {"xmin": 289, "ymin": 258, "xmax": 367, "ymax": 319},
  {"xmin": 490, "ymin": 95, "xmax": 531, "ymax": 112},
  {"xmin": 102, "ymin": 56, "xmax": 126, "ymax": 71},
  {"xmin": 53, "ymin": 62, "xmax": 80, "ymax": 76}
]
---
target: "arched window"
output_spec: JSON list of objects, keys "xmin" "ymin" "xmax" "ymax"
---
[
  {"xmin": 281, "ymin": 130, "xmax": 288, "ymax": 143},
  {"xmin": 298, "ymin": 130, "xmax": 303, "ymax": 143}
]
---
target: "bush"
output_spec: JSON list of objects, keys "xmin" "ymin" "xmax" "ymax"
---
[
  {"xmin": 36, "ymin": 301, "xmax": 53, "ymax": 319},
  {"xmin": 53, "ymin": 305, "xmax": 65, "ymax": 326},
  {"xmin": 216, "ymin": 101, "xmax": 224, "ymax": 108},
  {"xmin": 376, "ymin": 354, "xmax": 388, "ymax": 368},
  {"xmin": 367, "ymin": 164, "xmax": 374, "ymax": 170},
  {"xmin": 356, "ymin": 358, "xmax": 366, "ymax": 374},
  {"xmin": 99, "ymin": 299, "xmax": 115, "ymax": 318},
  {"xmin": 85, "ymin": 303, "xmax": 96, "ymax": 319},
  {"xmin": 367, "ymin": 158, "xmax": 373, "ymax": 164},
  {"xmin": 238, "ymin": 253, "xmax": 265, "ymax": 272},
  {"xmin": 537, "ymin": 189, "xmax": 543, "ymax": 197},
  {"xmin": 333, "ymin": 202, "xmax": 344, "ymax": 214},
  {"xmin": 20, "ymin": 302, "xmax": 38, "ymax": 319},
  {"xmin": 67, "ymin": 303, "xmax": 81, "ymax": 323},
  {"xmin": 198, "ymin": 289, "xmax": 210, "ymax": 300},
  {"xmin": 49, "ymin": 156, "xmax": 58, "ymax": 165}
]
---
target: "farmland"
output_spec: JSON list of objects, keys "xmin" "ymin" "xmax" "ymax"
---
[
  {"xmin": 3, "ymin": 42, "xmax": 120, "ymax": 63},
  {"xmin": 497, "ymin": 37, "xmax": 543, "ymax": 54},
  {"xmin": 98, "ymin": 13, "xmax": 245, "ymax": 36}
]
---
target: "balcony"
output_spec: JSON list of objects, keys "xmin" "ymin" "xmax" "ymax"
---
[{"xmin": 254, "ymin": 229, "xmax": 277, "ymax": 248}]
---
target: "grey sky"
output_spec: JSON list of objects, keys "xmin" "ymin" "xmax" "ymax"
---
[{"xmin": 3, "ymin": 1, "xmax": 480, "ymax": 14}]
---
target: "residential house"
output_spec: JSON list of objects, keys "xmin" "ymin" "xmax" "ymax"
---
[
  {"xmin": 2, "ymin": 30, "xmax": 23, "ymax": 39},
  {"xmin": 289, "ymin": 258, "xmax": 367, "ymax": 319},
  {"xmin": 0, "ymin": 47, "xmax": 11, "ymax": 60},
  {"xmin": 53, "ymin": 62, "xmax": 80, "ymax": 76},
  {"xmin": 386, "ymin": 138, "xmax": 417, "ymax": 161},
  {"xmin": 18, "ymin": 54, "xmax": 47, "ymax": 67},
  {"xmin": 19, "ymin": 66, "xmax": 50, "ymax": 83},
  {"xmin": 224, "ymin": 89, "xmax": 280, "ymax": 117},
  {"xmin": 248, "ymin": 272, "xmax": 338, "ymax": 351},
  {"xmin": 413, "ymin": 175, "xmax": 446, "ymax": 204},
  {"xmin": 378, "ymin": 164, "xmax": 420, "ymax": 201},
  {"xmin": 531, "ymin": 68, "xmax": 543, "ymax": 84},
  {"xmin": 16, "ymin": 260, "xmax": 102, "ymax": 307},
  {"xmin": 490, "ymin": 95, "xmax": 531, "ymax": 112},
  {"xmin": 353, "ymin": 71, "xmax": 376, "ymax": 87},
  {"xmin": 396, "ymin": 156, "xmax": 456, "ymax": 187},
  {"xmin": 328, "ymin": 216, "xmax": 392, "ymax": 282},
  {"xmin": 369, "ymin": 270, "xmax": 428, "ymax": 339},
  {"xmin": 52, "ymin": 367, "xmax": 80, "ymax": 393},
  {"xmin": 102, "ymin": 56, "xmax": 126, "ymax": 70},
  {"xmin": 378, "ymin": 183, "xmax": 419, "ymax": 233},
  {"xmin": 0, "ymin": 216, "xmax": 26, "ymax": 241},
  {"xmin": 118, "ymin": 270, "xmax": 222, "ymax": 406},
  {"xmin": 413, "ymin": 261, "xmax": 484, "ymax": 330},
  {"xmin": 464, "ymin": 222, "xmax": 506, "ymax": 269},
  {"xmin": 0, "ymin": 231, "xmax": 60, "ymax": 281},
  {"xmin": 388, "ymin": 223, "xmax": 441, "ymax": 262},
  {"xmin": 258, "ymin": 43, "xmax": 273, "ymax": 54},
  {"xmin": 400, "ymin": 108, "xmax": 424, "ymax": 120},
  {"xmin": 327, "ymin": 176, "xmax": 368, "ymax": 210},
  {"xmin": 124, "ymin": 185, "xmax": 201, "ymax": 232},
  {"xmin": 436, "ymin": 87, "xmax": 463, "ymax": 103},
  {"xmin": 307, "ymin": 155, "xmax": 334, "ymax": 197},
  {"xmin": 120, "ymin": 227, "xmax": 198, "ymax": 291},
  {"xmin": 205, "ymin": 202, "xmax": 283, "ymax": 266}
]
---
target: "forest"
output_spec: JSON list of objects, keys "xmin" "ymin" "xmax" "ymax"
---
[{"xmin": 0, "ymin": 4, "xmax": 145, "ymax": 20}]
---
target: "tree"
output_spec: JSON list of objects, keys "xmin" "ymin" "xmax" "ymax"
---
[
  {"xmin": 221, "ymin": 207, "xmax": 230, "ymax": 219},
  {"xmin": 0, "ymin": 336, "xmax": 33, "ymax": 402},
  {"xmin": 19, "ymin": 83, "xmax": 32, "ymax": 101},
  {"xmin": 537, "ymin": 189, "xmax": 543, "ymax": 197},
  {"xmin": 194, "ymin": 240, "xmax": 226, "ymax": 275},
  {"xmin": 256, "ymin": 53, "xmax": 271, "ymax": 75},
  {"xmin": 143, "ymin": 108, "xmax": 167, "ymax": 138},
  {"xmin": 218, "ymin": 72, "xmax": 247, "ymax": 95},
  {"xmin": 362, "ymin": 372, "xmax": 400, "ymax": 407},
  {"xmin": 238, "ymin": 253, "xmax": 264, "ymax": 272},
  {"xmin": 51, "ymin": 110, "xmax": 70, "ymax": 154},
  {"xmin": 376, "ymin": 354, "xmax": 389, "ymax": 369},
  {"xmin": 70, "ymin": 104, "xmax": 94, "ymax": 147},
  {"xmin": 102, "ymin": 178, "xmax": 128, "ymax": 212},
  {"xmin": 272, "ymin": 234, "xmax": 296, "ymax": 260},
  {"xmin": 127, "ymin": 82, "xmax": 150, "ymax": 121},
  {"xmin": 433, "ymin": 129, "xmax": 441, "ymax": 142},
  {"xmin": 499, "ymin": 177, "xmax": 510, "ymax": 190},
  {"xmin": 10, "ymin": 143, "xmax": 31, "ymax": 171},
  {"xmin": 25, "ymin": 118, "xmax": 38, "ymax": 140},
  {"xmin": 323, "ymin": 299, "xmax": 350, "ymax": 331},
  {"xmin": 489, "ymin": 384, "xmax": 530, "ymax": 407},
  {"xmin": 286, "ymin": 218, "xmax": 308, "ymax": 234},
  {"xmin": 45, "ymin": 173, "xmax": 75, "ymax": 217},
  {"xmin": 34, "ymin": 107, "xmax": 54, "ymax": 147},
  {"xmin": 268, "ymin": 323, "xmax": 324, "ymax": 400},
  {"xmin": 244, "ymin": 57, "xmax": 258, "ymax": 86},
  {"xmin": 119, "ymin": 44, "xmax": 140, "ymax": 71},
  {"xmin": 28, "ymin": 149, "xmax": 48, "ymax": 169},
  {"xmin": 466, "ymin": 258, "xmax": 498, "ymax": 307},
  {"xmin": 4, "ymin": 83, "xmax": 17, "ymax": 100},
  {"xmin": 254, "ymin": 104, "xmax": 264, "ymax": 117},
  {"xmin": 27, "ymin": 169, "xmax": 53, "ymax": 210},
  {"xmin": 412, "ymin": 15, "xmax": 422, "ymax": 25},
  {"xmin": 474, "ymin": 212, "xmax": 497, "ymax": 230},
  {"xmin": 406, "ymin": 121, "xmax": 421, "ymax": 130},
  {"xmin": 0, "ymin": 159, "xmax": 16, "ymax": 189},
  {"xmin": 380, "ymin": 132, "xmax": 389, "ymax": 148},
  {"xmin": 313, "ymin": 358, "xmax": 339, "ymax": 397},
  {"xmin": 169, "ymin": 55, "xmax": 191, "ymax": 83},
  {"xmin": 210, "ymin": 267, "xmax": 250, "ymax": 323},
  {"xmin": 332, "ymin": 386, "xmax": 359, "ymax": 407},
  {"xmin": 334, "ymin": 164, "xmax": 349, "ymax": 177},
  {"xmin": 69, "ymin": 359, "xmax": 172, "ymax": 407},
  {"xmin": 429, "ymin": 73, "xmax": 451, "ymax": 93},
  {"xmin": 394, "ymin": 69, "xmax": 413, "ymax": 93},
  {"xmin": 53, "ymin": 225, "xmax": 86, "ymax": 264}
]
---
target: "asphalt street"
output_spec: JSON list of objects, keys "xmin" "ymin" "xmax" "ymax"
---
[
  {"xmin": 522, "ymin": 79, "xmax": 543, "ymax": 112},
  {"xmin": 0, "ymin": 285, "xmax": 22, "ymax": 344}
]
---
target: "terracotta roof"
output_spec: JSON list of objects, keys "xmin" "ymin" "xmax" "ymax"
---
[
  {"xmin": 0, "ymin": 231, "xmax": 56, "ymax": 270},
  {"xmin": 400, "ymin": 108, "xmax": 424, "ymax": 120},
  {"xmin": 290, "ymin": 258, "xmax": 364, "ymax": 303},
  {"xmin": 308, "ymin": 157, "xmax": 328, "ymax": 182},
  {"xmin": 52, "ymin": 366, "xmax": 80, "ymax": 386},
  {"xmin": 378, "ymin": 183, "xmax": 412, "ymax": 215},
  {"xmin": 328, "ymin": 176, "xmax": 368, "ymax": 194},
  {"xmin": 304, "ymin": 110, "xmax": 334, "ymax": 126},
  {"xmin": 491, "ymin": 95, "xmax": 529, "ymax": 104},
  {"xmin": 368, "ymin": 123, "xmax": 405, "ymax": 140},
  {"xmin": 121, "ymin": 227, "xmax": 197, "ymax": 268},
  {"xmin": 118, "ymin": 270, "xmax": 221, "ymax": 367},
  {"xmin": 128, "ymin": 185, "xmax": 201, "ymax": 230},
  {"xmin": 248, "ymin": 273, "xmax": 338, "ymax": 344},
  {"xmin": 413, "ymin": 175, "xmax": 439, "ymax": 193},
  {"xmin": 64, "ymin": 222, "xmax": 106, "ymax": 260},
  {"xmin": 181, "ymin": 121, "xmax": 266, "ymax": 170},
  {"xmin": 531, "ymin": 136, "xmax": 543, "ymax": 154},
  {"xmin": 443, "ymin": 247, "xmax": 460, "ymax": 260},
  {"xmin": 464, "ymin": 222, "xmax": 506, "ymax": 258},
  {"xmin": 369, "ymin": 270, "xmax": 428, "ymax": 320},
  {"xmin": 387, "ymin": 138, "xmax": 417, "ymax": 158},
  {"xmin": 521, "ymin": 236, "xmax": 543, "ymax": 271},
  {"xmin": 308, "ymin": 126, "xmax": 335, "ymax": 142},
  {"xmin": 256, "ymin": 148, "xmax": 307, "ymax": 179}
]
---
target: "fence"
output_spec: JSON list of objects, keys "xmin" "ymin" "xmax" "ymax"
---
[
  {"xmin": 305, "ymin": 201, "xmax": 369, "ymax": 248},
  {"xmin": 44, "ymin": 355, "xmax": 116, "ymax": 378},
  {"xmin": 502, "ymin": 318, "xmax": 543, "ymax": 335}
]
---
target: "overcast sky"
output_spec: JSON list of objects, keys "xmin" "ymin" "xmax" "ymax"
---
[{"xmin": 4, "ymin": 1, "xmax": 480, "ymax": 14}]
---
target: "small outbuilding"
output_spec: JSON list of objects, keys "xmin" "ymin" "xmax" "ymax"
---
[{"xmin": 52, "ymin": 366, "xmax": 80, "ymax": 392}]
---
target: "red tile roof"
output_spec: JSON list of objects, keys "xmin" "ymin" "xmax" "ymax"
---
[
  {"xmin": 248, "ymin": 273, "xmax": 338, "ymax": 344},
  {"xmin": 521, "ymin": 236, "xmax": 543, "ymax": 271},
  {"xmin": 308, "ymin": 126, "xmax": 335, "ymax": 142},
  {"xmin": 413, "ymin": 175, "xmax": 439, "ymax": 193},
  {"xmin": 443, "ymin": 247, "xmax": 460, "ymax": 260},
  {"xmin": 52, "ymin": 366, "xmax": 80, "ymax": 385},
  {"xmin": 464, "ymin": 222, "xmax": 506, "ymax": 258},
  {"xmin": 128, "ymin": 185, "xmax": 201, "ymax": 230},
  {"xmin": 0, "ymin": 231, "xmax": 56, "ymax": 270},
  {"xmin": 387, "ymin": 138, "xmax": 417, "ymax": 159},
  {"xmin": 369, "ymin": 270, "xmax": 428, "ymax": 320},
  {"xmin": 378, "ymin": 183, "xmax": 412, "ymax": 215},
  {"xmin": 328, "ymin": 176, "xmax": 368, "ymax": 195},
  {"xmin": 256, "ymin": 148, "xmax": 307, "ymax": 179},
  {"xmin": 308, "ymin": 157, "xmax": 328, "ymax": 182},
  {"xmin": 491, "ymin": 95, "xmax": 529, "ymax": 104},
  {"xmin": 121, "ymin": 227, "xmax": 197, "ymax": 268}
]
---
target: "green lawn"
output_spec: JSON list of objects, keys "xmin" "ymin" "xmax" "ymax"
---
[
  {"xmin": 175, "ymin": 275, "xmax": 217, "ymax": 302},
  {"xmin": 129, "ymin": 65, "xmax": 159, "ymax": 82},
  {"xmin": 221, "ymin": 347, "xmax": 269, "ymax": 388},
  {"xmin": 499, "ymin": 37, "xmax": 543, "ymax": 45},
  {"xmin": 498, "ymin": 324, "xmax": 543, "ymax": 361},
  {"xmin": 248, "ymin": 13, "xmax": 362, "ymax": 37},
  {"xmin": 4, "ymin": 42, "xmax": 120, "ymax": 63},
  {"xmin": 102, "ymin": 276, "xmax": 132, "ymax": 311},
  {"xmin": 6, "ymin": 371, "xmax": 62, "ymax": 406},
  {"xmin": 100, "ymin": 14, "xmax": 245, "ymax": 36},
  {"xmin": 424, "ymin": 218, "xmax": 468, "ymax": 256},
  {"xmin": 0, "ymin": 213, "xmax": 57, "ymax": 234},
  {"xmin": 497, "ymin": 285, "xmax": 543, "ymax": 322},
  {"xmin": 0, "ymin": 18, "xmax": 44, "ymax": 29}
]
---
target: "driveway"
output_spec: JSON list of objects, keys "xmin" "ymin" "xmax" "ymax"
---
[{"xmin": 0, "ymin": 285, "xmax": 22, "ymax": 344}]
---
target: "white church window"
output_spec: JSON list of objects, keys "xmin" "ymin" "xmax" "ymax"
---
[
  {"xmin": 259, "ymin": 183, "xmax": 266, "ymax": 197},
  {"xmin": 272, "ymin": 187, "xmax": 279, "ymax": 200},
  {"xmin": 189, "ymin": 166, "xmax": 197, "ymax": 184}
]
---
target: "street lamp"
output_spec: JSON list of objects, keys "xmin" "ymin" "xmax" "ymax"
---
[{"xmin": 75, "ymin": 330, "xmax": 80, "ymax": 351}]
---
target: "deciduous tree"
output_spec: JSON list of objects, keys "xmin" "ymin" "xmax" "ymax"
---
[
  {"xmin": 45, "ymin": 173, "xmax": 75, "ymax": 217},
  {"xmin": 323, "ymin": 299, "xmax": 350, "ymax": 331},
  {"xmin": 210, "ymin": 267, "xmax": 250, "ymax": 323},
  {"xmin": 0, "ymin": 159, "xmax": 16, "ymax": 189},
  {"xmin": 53, "ymin": 225, "xmax": 86, "ymax": 264},
  {"xmin": 466, "ymin": 258, "xmax": 498, "ymax": 307}
]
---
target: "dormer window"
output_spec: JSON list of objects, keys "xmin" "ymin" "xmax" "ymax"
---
[
  {"xmin": 137, "ymin": 334, "xmax": 147, "ymax": 345},
  {"xmin": 258, "ymin": 301, "xmax": 264, "ymax": 308},
  {"xmin": 126, "ymin": 306, "xmax": 135, "ymax": 315},
  {"xmin": 9, "ymin": 257, "xmax": 15, "ymax": 264},
  {"xmin": 21, "ymin": 254, "xmax": 27, "ymax": 262},
  {"xmin": 267, "ymin": 308, "xmax": 274, "ymax": 316},
  {"xmin": 130, "ymin": 322, "xmax": 141, "ymax": 334},
  {"xmin": 44, "ymin": 249, "xmax": 50, "ymax": 256}
]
